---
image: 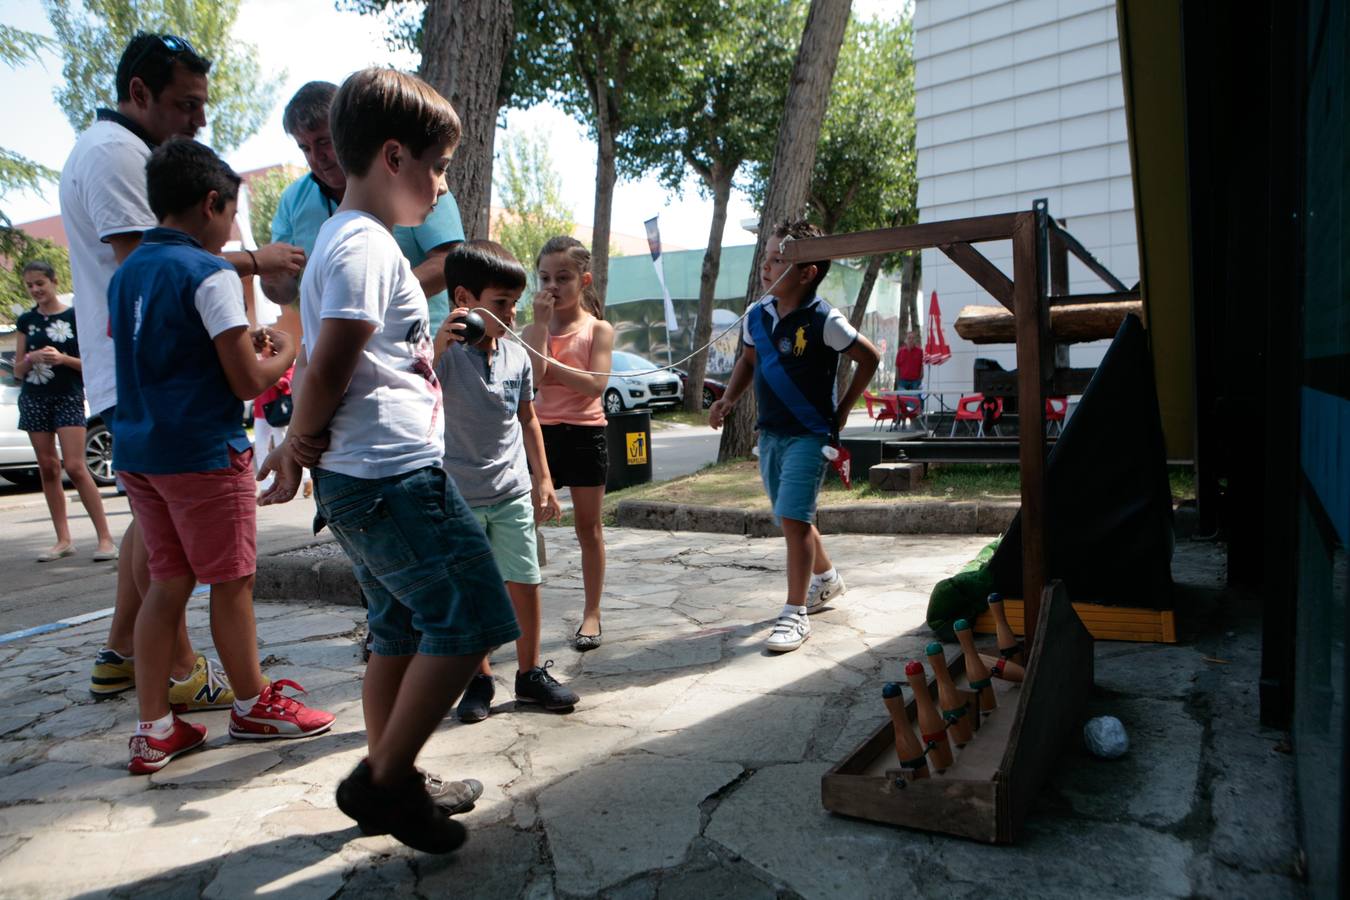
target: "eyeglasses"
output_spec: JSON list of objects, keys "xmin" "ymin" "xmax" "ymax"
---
[{"xmin": 124, "ymin": 33, "xmax": 199, "ymax": 77}]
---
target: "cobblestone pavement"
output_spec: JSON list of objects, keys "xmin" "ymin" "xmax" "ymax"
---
[{"xmin": 0, "ymin": 529, "xmax": 1303, "ymax": 899}]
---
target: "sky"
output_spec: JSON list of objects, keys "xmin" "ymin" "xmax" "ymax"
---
[{"xmin": 1, "ymin": 0, "xmax": 899, "ymax": 251}]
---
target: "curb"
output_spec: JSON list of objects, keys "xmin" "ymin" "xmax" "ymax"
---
[
  {"xmin": 614, "ymin": 499, "xmax": 1018, "ymax": 537},
  {"xmin": 254, "ymin": 539, "xmax": 363, "ymax": 606}
]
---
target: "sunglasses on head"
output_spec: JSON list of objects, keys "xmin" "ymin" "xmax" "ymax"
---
[{"xmin": 125, "ymin": 33, "xmax": 198, "ymax": 77}]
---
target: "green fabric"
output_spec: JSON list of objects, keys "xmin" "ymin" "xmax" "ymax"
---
[{"xmin": 926, "ymin": 539, "xmax": 1000, "ymax": 641}]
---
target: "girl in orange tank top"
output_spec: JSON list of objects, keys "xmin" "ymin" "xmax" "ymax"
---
[{"xmin": 523, "ymin": 237, "xmax": 614, "ymax": 650}]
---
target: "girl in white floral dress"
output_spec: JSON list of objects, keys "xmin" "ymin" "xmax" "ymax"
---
[{"xmin": 13, "ymin": 261, "xmax": 116, "ymax": 562}]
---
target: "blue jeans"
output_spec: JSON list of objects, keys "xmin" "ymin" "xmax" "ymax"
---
[
  {"xmin": 758, "ymin": 430, "xmax": 828, "ymax": 525},
  {"xmin": 313, "ymin": 466, "xmax": 520, "ymax": 657}
]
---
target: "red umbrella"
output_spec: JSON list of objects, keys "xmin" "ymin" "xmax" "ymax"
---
[{"xmin": 923, "ymin": 291, "xmax": 951, "ymax": 365}]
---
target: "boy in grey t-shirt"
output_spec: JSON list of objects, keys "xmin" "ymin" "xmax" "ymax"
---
[{"xmin": 434, "ymin": 241, "xmax": 578, "ymax": 719}]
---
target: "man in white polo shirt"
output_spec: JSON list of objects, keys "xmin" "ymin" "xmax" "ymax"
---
[{"xmin": 61, "ymin": 32, "xmax": 304, "ymax": 704}]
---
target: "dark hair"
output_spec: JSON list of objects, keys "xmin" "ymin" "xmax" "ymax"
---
[
  {"xmin": 536, "ymin": 235, "xmax": 603, "ymax": 319},
  {"xmin": 145, "ymin": 138, "xmax": 241, "ymax": 220},
  {"xmin": 330, "ymin": 68, "xmax": 461, "ymax": 177},
  {"xmin": 445, "ymin": 240, "xmax": 528, "ymax": 299},
  {"xmin": 21, "ymin": 260, "xmax": 57, "ymax": 282},
  {"xmin": 283, "ymin": 81, "xmax": 337, "ymax": 136},
  {"xmin": 772, "ymin": 219, "xmax": 831, "ymax": 294},
  {"xmin": 116, "ymin": 32, "xmax": 211, "ymax": 103}
]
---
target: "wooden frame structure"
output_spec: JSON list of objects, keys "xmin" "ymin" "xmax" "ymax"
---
[{"xmin": 786, "ymin": 201, "xmax": 1135, "ymax": 841}]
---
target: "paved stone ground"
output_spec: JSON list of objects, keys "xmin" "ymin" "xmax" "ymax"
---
[{"xmin": 0, "ymin": 529, "xmax": 1304, "ymax": 899}]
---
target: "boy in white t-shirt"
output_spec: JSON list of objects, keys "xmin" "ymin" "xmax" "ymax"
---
[{"xmin": 258, "ymin": 68, "xmax": 518, "ymax": 856}]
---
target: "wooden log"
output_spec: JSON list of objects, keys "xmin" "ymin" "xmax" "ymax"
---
[{"xmin": 953, "ymin": 301, "xmax": 1144, "ymax": 344}]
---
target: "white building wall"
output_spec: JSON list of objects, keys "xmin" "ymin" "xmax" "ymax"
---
[{"xmin": 913, "ymin": 0, "xmax": 1138, "ymax": 395}]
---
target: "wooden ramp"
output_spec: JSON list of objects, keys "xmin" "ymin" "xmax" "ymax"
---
[{"xmin": 974, "ymin": 596, "xmax": 1176, "ymax": 644}]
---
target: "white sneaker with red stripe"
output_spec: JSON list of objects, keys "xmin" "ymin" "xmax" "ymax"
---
[
  {"xmin": 128, "ymin": 716, "xmax": 207, "ymax": 775},
  {"xmin": 228, "ymin": 679, "xmax": 335, "ymax": 740}
]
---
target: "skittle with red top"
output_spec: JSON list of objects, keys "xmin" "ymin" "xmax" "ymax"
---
[
  {"xmin": 980, "ymin": 653, "xmax": 1026, "ymax": 683},
  {"xmin": 986, "ymin": 592, "xmax": 1025, "ymax": 665},
  {"xmin": 904, "ymin": 660, "xmax": 953, "ymax": 772},
  {"xmin": 881, "ymin": 682, "xmax": 930, "ymax": 781},
  {"xmin": 925, "ymin": 642, "xmax": 974, "ymax": 746},
  {"xmin": 953, "ymin": 619, "xmax": 997, "ymax": 714}
]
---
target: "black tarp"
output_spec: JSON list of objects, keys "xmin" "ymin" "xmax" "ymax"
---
[{"xmin": 988, "ymin": 314, "xmax": 1175, "ymax": 608}]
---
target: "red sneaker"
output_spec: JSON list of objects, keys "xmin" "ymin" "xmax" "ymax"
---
[
  {"xmin": 228, "ymin": 679, "xmax": 335, "ymax": 740},
  {"xmin": 128, "ymin": 716, "xmax": 207, "ymax": 775}
]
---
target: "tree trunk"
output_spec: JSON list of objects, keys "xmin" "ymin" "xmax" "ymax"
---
[
  {"xmin": 835, "ymin": 252, "xmax": 884, "ymax": 397},
  {"xmin": 588, "ymin": 79, "xmax": 617, "ymax": 315},
  {"xmin": 897, "ymin": 251, "xmax": 916, "ymax": 339},
  {"xmin": 953, "ymin": 300, "xmax": 1144, "ymax": 344},
  {"xmin": 683, "ymin": 170, "xmax": 734, "ymax": 413},
  {"xmin": 418, "ymin": 0, "xmax": 513, "ymax": 241},
  {"xmin": 718, "ymin": 0, "xmax": 852, "ymax": 461}
]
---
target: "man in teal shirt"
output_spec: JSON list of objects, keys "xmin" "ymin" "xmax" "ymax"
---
[{"xmin": 261, "ymin": 81, "xmax": 465, "ymax": 327}]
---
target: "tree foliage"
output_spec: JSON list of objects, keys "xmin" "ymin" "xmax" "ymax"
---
[
  {"xmin": 0, "ymin": 23, "xmax": 59, "ymax": 257},
  {"xmin": 42, "ymin": 0, "xmax": 280, "ymax": 153},
  {"xmin": 492, "ymin": 131, "xmax": 574, "ymax": 292},
  {"xmin": 245, "ymin": 165, "xmax": 306, "ymax": 247},
  {"xmin": 1, "ymin": 235, "xmax": 72, "ymax": 327}
]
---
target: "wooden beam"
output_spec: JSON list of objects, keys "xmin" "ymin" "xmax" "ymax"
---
[
  {"xmin": 778, "ymin": 213, "xmax": 1020, "ymax": 262},
  {"xmin": 1049, "ymin": 220, "xmax": 1128, "ymax": 292},
  {"xmin": 975, "ymin": 367, "xmax": 1097, "ymax": 397},
  {"xmin": 1012, "ymin": 211, "xmax": 1048, "ymax": 652},
  {"xmin": 1048, "ymin": 288, "xmax": 1141, "ymax": 307},
  {"xmin": 954, "ymin": 301, "xmax": 1143, "ymax": 344},
  {"xmin": 939, "ymin": 242, "xmax": 1015, "ymax": 311}
]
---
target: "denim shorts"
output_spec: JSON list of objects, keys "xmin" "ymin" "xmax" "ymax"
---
[
  {"xmin": 313, "ymin": 466, "xmax": 520, "ymax": 657},
  {"xmin": 472, "ymin": 493, "xmax": 541, "ymax": 585},
  {"xmin": 758, "ymin": 430, "xmax": 828, "ymax": 526}
]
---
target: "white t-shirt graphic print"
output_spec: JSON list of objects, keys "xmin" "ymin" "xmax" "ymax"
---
[{"xmin": 301, "ymin": 210, "xmax": 444, "ymax": 478}]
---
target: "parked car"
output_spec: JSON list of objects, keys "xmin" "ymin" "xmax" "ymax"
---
[
  {"xmin": 604, "ymin": 351, "xmax": 683, "ymax": 415},
  {"xmin": 0, "ymin": 355, "xmax": 115, "ymax": 488},
  {"xmin": 674, "ymin": 367, "xmax": 728, "ymax": 410}
]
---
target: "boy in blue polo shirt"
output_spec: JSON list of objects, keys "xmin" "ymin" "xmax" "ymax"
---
[
  {"xmin": 109, "ymin": 138, "xmax": 334, "ymax": 774},
  {"xmin": 708, "ymin": 220, "xmax": 880, "ymax": 653}
]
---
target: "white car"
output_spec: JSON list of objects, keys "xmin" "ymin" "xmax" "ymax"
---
[
  {"xmin": 0, "ymin": 356, "xmax": 115, "ymax": 488},
  {"xmin": 604, "ymin": 351, "xmax": 683, "ymax": 415}
]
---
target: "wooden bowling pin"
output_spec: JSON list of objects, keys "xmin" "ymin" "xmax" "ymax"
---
[
  {"xmin": 925, "ymin": 642, "xmax": 974, "ymax": 746},
  {"xmin": 953, "ymin": 619, "xmax": 997, "ymax": 714},
  {"xmin": 986, "ymin": 592, "xmax": 1025, "ymax": 665},
  {"xmin": 881, "ymin": 682, "xmax": 929, "ymax": 781},
  {"xmin": 904, "ymin": 661, "xmax": 953, "ymax": 772},
  {"xmin": 980, "ymin": 653, "xmax": 1026, "ymax": 683}
]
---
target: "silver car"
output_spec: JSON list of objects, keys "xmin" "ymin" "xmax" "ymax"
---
[
  {"xmin": 0, "ymin": 356, "xmax": 114, "ymax": 488},
  {"xmin": 604, "ymin": 351, "xmax": 683, "ymax": 415}
]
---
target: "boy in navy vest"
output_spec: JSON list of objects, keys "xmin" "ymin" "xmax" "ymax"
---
[
  {"xmin": 257, "ymin": 69, "xmax": 520, "ymax": 855},
  {"xmin": 109, "ymin": 139, "xmax": 335, "ymax": 775},
  {"xmin": 709, "ymin": 220, "xmax": 881, "ymax": 653}
]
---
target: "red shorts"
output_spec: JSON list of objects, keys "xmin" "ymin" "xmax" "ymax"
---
[{"xmin": 120, "ymin": 448, "xmax": 257, "ymax": 584}]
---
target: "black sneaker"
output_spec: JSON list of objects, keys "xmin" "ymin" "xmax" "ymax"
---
[
  {"xmin": 457, "ymin": 673, "xmax": 495, "ymax": 723},
  {"xmin": 514, "ymin": 661, "xmax": 579, "ymax": 710},
  {"xmin": 358, "ymin": 771, "xmax": 482, "ymax": 834},
  {"xmin": 336, "ymin": 760, "xmax": 468, "ymax": 854}
]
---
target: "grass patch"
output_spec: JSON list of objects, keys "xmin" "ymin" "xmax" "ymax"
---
[{"xmin": 649, "ymin": 408, "xmax": 710, "ymax": 429}]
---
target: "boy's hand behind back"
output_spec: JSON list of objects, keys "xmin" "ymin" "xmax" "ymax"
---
[
  {"xmin": 708, "ymin": 397, "xmax": 732, "ymax": 430},
  {"xmin": 257, "ymin": 441, "xmax": 302, "ymax": 506}
]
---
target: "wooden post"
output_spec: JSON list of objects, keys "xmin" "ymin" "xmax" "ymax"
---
[
  {"xmin": 1011, "ymin": 203, "xmax": 1050, "ymax": 651},
  {"xmin": 1049, "ymin": 225, "xmax": 1071, "ymax": 368}
]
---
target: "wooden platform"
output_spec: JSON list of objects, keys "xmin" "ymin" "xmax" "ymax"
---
[
  {"xmin": 973, "ymin": 596, "xmax": 1176, "ymax": 643},
  {"xmin": 822, "ymin": 582, "xmax": 1094, "ymax": 843}
]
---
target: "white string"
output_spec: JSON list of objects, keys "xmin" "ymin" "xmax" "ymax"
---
[{"xmin": 468, "ymin": 263, "xmax": 798, "ymax": 379}]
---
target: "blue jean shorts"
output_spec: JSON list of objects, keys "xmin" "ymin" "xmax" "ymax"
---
[
  {"xmin": 758, "ymin": 430, "xmax": 828, "ymax": 525},
  {"xmin": 313, "ymin": 466, "xmax": 521, "ymax": 657}
]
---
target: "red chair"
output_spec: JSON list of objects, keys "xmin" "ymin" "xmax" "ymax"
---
[
  {"xmin": 863, "ymin": 391, "xmax": 898, "ymax": 430},
  {"xmin": 1046, "ymin": 396, "xmax": 1068, "ymax": 436},
  {"xmin": 950, "ymin": 393, "xmax": 986, "ymax": 436},
  {"xmin": 894, "ymin": 395, "xmax": 923, "ymax": 430}
]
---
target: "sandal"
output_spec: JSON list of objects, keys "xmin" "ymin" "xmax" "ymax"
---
[{"xmin": 573, "ymin": 626, "xmax": 602, "ymax": 652}]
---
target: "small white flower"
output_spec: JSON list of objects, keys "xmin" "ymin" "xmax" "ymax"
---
[
  {"xmin": 26, "ymin": 362, "xmax": 54, "ymax": 385},
  {"xmin": 46, "ymin": 319, "xmax": 74, "ymax": 343},
  {"xmin": 27, "ymin": 324, "xmax": 39, "ymax": 335}
]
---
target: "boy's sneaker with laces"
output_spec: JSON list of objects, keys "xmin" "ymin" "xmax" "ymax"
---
[
  {"xmin": 357, "ymin": 771, "xmax": 482, "ymax": 834},
  {"xmin": 805, "ymin": 571, "xmax": 847, "ymax": 614},
  {"xmin": 169, "ymin": 656, "xmax": 237, "ymax": 712},
  {"xmin": 229, "ymin": 679, "xmax": 335, "ymax": 740},
  {"xmin": 514, "ymin": 661, "xmax": 579, "ymax": 710},
  {"xmin": 90, "ymin": 648, "xmax": 135, "ymax": 697},
  {"xmin": 766, "ymin": 608, "xmax": 811, "ymax": 653},
  {"xmin": 456, "ymin": 673, "xmax": 495, "ymax": 723},
  {"xmin": 128, "ymin": 716, "xmax": 207, "ymax": 775},
  {"xmin": 337, "ymin": 759, "xmax": 468, "ymax": 854}
]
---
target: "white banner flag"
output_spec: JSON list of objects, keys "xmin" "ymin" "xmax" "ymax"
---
[{"xmin": 644, "ymin": 215, "xmax": 679, "ymax": 334}]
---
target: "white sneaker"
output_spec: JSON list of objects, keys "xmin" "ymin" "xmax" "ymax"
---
[
  {"xmin": 805, "ymin": 571, "xmax": 847, "ymax": 613},
  {"xmin": 766, "ymin": 609, "xmax": 811, "ymax": 653}
]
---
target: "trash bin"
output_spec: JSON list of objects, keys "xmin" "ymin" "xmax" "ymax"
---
[{"xmin": 605, "ymin": 410, "xmax": 653, "ymax": 492}]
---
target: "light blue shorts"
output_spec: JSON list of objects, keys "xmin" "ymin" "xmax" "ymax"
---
[
  {"xmin": 472, "ymin": 493, "xmax": 541, "ymax": 585},
  {"xmin": 758, "ymin": 430, "xmax": 828, "ymax": 526}
]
